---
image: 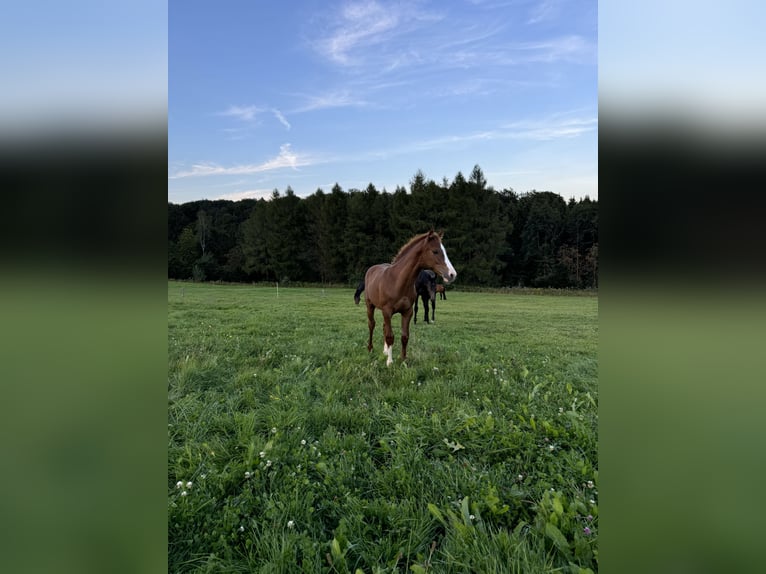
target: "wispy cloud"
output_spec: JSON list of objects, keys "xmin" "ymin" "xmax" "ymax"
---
[
  {"xmin": 353, "ymin": 114, "xmax": 597, "ymax": 159},
  {"xmin": 169, "ymin": 144, "xmax": 316, "ymax": 179},
  {"xmin": 499, "ymin": 115, "xmax": 598, "ymax": 139},
  {"xmin": 315, "ymin": 0, "xmax": 443, "ymax": 67},
  {"xmin": 516, "ymin": 35, "xmax": 593, "ymax": 63},
  {"xmin": 318, "ymin": 0, "xmax": 401, "ymax": 65},
  {"xmin": 290, "ymin": 90, "xmax": 368, "ymax": 113},
  {"xmin": 527, "ymin": 0, "xmax": 560, "ymax": 25},
  {"xmin": 272, "ymin": 108, "xmax": 291, "ymax": 129},
  {"xmin": 312, "ymin": 1, "xmax": 589, "ymax": 74},
  {"xmin": 409, "ymin": 115, "xmax": 596, "ymax": 151},
  {"xmin": 219, "ymin": 104, "xmax": 263, "ymax": 122}
]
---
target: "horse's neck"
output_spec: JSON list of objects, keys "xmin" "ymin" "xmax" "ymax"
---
[{"xmin": 390, "ymin": 249, "xmax": 423, "ymax": 289}]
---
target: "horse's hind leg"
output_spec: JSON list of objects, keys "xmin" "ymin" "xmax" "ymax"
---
[
  {"xmin": 366, "ymin": 303, "xmax": 376, "ymax": 352},
  {"xmin": 414, "ymin": 297, "xmax": 419, "ymax": 324},
  {"xmin": 431, "ymin": 298, "xmax": 436, "ymax": 323}
]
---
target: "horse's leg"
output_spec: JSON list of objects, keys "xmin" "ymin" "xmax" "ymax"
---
[
  {"xmin": 366, "ymin": 302, "xmax": 376, "ymax": 353},
  {"xmin": 414, "ymin": 295, "xmax": 419, "ymax": 324},
  {"xmin": 400, "ymin": 306, "xmax": 413, "ymax": 361},
  {"xmin": 381, "ymin": 310, "xmax": 395, "ymax": 366},
  {"xmin": 431, "ymin": 297, "xmax": 436, "ymax": 323}
]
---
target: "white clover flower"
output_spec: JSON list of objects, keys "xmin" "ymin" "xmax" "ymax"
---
[
  {"xmin": 518, "ymin": 474, "xmax": 524, "ymax": 481},
  {"xmin": 590, "ymin": 499, "xmax": 596, "ymax": 505},
  {"xmin": 301, "ymin": 439, "xmax": 306, "ymax": 445},
  {"xmin": 287, "ymin": 520, "xmax": 295, "ymax": 529},
  {"xmin": 271, "ymin": 427, "xmax": 277, "ymax": 434},
  {"xmin": 548, "ymin": 445, "xmax": 555, "ymax": 451},
  {"xmin": 176, "ymin": 481, "xmax": 183, "ymax": 489},
  {"xmin": 244, "ymin": 471, "xmax": 251, "ymax": 479},
  {"xmin": 587, "ymin": 480, "xmax": 595, "ymax": 489},
  {"xmin": 186, "ymin": 481, "xmax": 193, "ymax": 488},
  {"xmin": 259, "ymin": 451, "xmax": 266, "ymax": 458},
  {"xmin": 181, "ymin": 490, "xmax": 188, "ymax": 496},
  {"xmin": 469, "ymin": 514, "xmax": 476, "ymax": 520},
  {"xmin": 238, "ymin": 526, "xmax": 244, "ymax": 532},
  {"xmin": 266, "ymin": 460, "xmax": 272, "ymax": 467}
]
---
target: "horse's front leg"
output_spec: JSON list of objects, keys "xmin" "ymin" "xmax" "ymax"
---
[
  {"xmin": 382, "ymin": 310, "xmax": 395, "ymax": 366},
  {"xmin": 400, "ymin": 306, "xmax": 413, "ymax": 362},
  {"xmin": 431, "ymin": 297, "xmax": 436, "ymax": 323}
]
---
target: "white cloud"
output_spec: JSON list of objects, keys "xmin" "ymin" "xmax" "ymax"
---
[
  {"xmin": 319, "ymin": 0, "xmax": 401, "ymax": 65},
  {"xmin": 315, "ymin": 0, "xmax": 443, "ymax": 67},
  {"xmin": 272, "ymin": 108, "xmax": 291, "ymax": 129},
  {"xmin": 500, "ymin": 116, "xmax": 598, "ymax": 139},
  {"xmin": 216, "ymin": 188, "xmax": 275, "ymax": 201},
  {"xmin": 169, "ymin": 144, "xmax": 315, "ymax": 179},
  {"xmin": 219, "ymin": 104, "xmax": 263, "ymax": 121},
  {"xmin": 517, "ymin": 35, "xmax": 593, "ymax": 63},
  {"xmin": 406, "ymin": 115, "xmax": 597, "ymax": 151},
  {"xmin": 527, "ymin": 0, "xmax": 560, "ymax": 25},
  {"xmin": 290, "ymin": 90, "xmax": 367, "ymax": 113}
]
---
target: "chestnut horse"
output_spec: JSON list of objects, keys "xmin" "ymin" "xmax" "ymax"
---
[
  {"xmin": 414, "ymin": 269, "xmax": 436, "ymax": 325},
  {"xmin": 354, "ymin": 231, "xmax": 457, "ymax": 365},
  {"xmin": 436, "ymin": 284, "xmax": 447, "ymax": 300}
]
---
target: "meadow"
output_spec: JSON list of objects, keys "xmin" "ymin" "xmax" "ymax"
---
[{"xmin": 168, "ymin": 282, "xmax": 598, "ymax": 573}]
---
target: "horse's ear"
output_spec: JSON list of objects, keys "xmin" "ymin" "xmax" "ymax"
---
[{"xmin": 438, "ymin": 229, "xmax": 445, "ymax": 239}]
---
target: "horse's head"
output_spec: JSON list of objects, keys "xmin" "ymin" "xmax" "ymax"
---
[
  {"xmin": 421, "ymin": 231, "xmax": 457, "ymax": 284},
  {"xmin": 417, "ymin": 269, "xmax": 437, "ymax": 301}
]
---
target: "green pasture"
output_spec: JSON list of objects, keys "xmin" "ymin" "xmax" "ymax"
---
[{"xmin": 168, "ymin": 281, "xmax": 598, "ymax": 573}]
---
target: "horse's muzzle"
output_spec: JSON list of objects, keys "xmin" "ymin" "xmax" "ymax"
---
[{"xmin": 443, "ymin": 272, "xmax": 457, "ymax": 283}]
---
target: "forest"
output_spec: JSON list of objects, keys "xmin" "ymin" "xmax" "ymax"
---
[{"xmin": 168, "ymin": 166, "xmax": 598, "ymax": 288}]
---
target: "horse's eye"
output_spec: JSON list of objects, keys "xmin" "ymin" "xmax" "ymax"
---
[{"xmin": 432, "ymin": 250, "xmax": 439, "ymax": 255}]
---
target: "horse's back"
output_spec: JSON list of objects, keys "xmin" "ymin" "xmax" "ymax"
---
[{"xmin": 365, "ymin": 263, "xmax": 415, "ymax": 312}]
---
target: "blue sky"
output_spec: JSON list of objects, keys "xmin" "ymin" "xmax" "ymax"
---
[{"xmin": 169, "ymin": 0, "xmax": 597, "ymax": 203}]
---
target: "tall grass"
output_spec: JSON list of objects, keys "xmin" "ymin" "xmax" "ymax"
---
[{"xmin": 168, "ymin": 282, "xmax": 598, "ymax": 573}]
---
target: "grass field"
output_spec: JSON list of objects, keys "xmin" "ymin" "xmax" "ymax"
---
[{"xmin": 168, "ymin": 282, "xmax": 598, "ymax": 573}]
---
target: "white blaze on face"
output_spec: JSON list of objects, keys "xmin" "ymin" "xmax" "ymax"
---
[
  {"xmin": 383, "ymin": 342, "xmax": 393, "ymax": 366},
  {"xmin": 441, "ymin": 244, "xmax": 457, "ymax": 282}
]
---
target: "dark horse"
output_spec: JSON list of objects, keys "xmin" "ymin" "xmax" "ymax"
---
[
  {"xmin": 414, "ymin": 269, "xmax": 436, "ymax": 324},
  {"xmin": 354, "ymin": 231, "xmax": 457, "ymax": 365},
  {"xmin": 436, "ymin": 284, "xmax": 447, "ymax": 300}
]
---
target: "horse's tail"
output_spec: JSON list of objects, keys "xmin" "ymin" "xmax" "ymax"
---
[{"xmin": 353, "ymin": 281, "xmax": 365, "ymax": 305}]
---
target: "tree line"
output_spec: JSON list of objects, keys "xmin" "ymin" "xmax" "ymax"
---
[{"xmin": 168, "ymin": 166, "xmax": 598, "ymax": 288}]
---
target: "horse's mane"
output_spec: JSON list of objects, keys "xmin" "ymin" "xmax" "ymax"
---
[{"xmin": 391, "ymin": 232, "xmax": 434, "ymax": 264}]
